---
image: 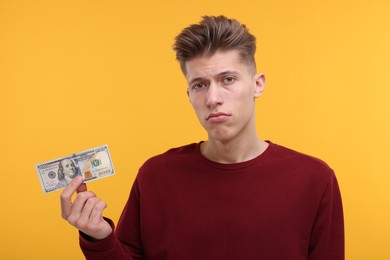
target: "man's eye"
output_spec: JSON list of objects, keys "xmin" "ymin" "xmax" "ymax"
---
[
  {"xmin": 223, "ymin": 77, "xmax": 235, "ymax": 84},
  {"xmin": 193, "ymin": 83, "xmax": 206, "ymax": 89}
]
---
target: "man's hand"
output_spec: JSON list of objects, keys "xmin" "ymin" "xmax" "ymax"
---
[{"xmin": 60, "ymin": 176, "xmax": 113, "ymax": 240}]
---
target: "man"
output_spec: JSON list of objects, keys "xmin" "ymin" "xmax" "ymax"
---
[{"xmin": 61, "ymin": 16, "xmax": 344, "ymax": 259}]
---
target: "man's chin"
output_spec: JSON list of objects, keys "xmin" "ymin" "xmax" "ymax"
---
[{"xmin": 208, "ymin": 132, "xmax": 233, "ymax": 143}]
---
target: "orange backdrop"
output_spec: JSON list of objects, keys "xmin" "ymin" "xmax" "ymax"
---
[{"xmin": 1, "ymin": 0, "xmax": 389, "ymax": 259}]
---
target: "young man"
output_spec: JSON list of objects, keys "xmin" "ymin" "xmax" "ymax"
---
[{"xmin": 61, "ymin": 16, "xmax": 344, "ymax": 259}]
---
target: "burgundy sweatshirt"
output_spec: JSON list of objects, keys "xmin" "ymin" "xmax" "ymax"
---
[{"xmin": 80, "ymin": 141, "xmax": 344, "ymax": 260}]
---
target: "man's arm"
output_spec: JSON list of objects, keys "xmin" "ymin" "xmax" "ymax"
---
[
  {"xmin": 60, "ymin": 176, "xmax": 141, "ymax": 260},
  {"xmin": 60, "ymin": 176, "xmax": 112, "ymax": 239},
  {"xmin": 308, "ymin": 173, "xmax": 345, "ymax": 260}
]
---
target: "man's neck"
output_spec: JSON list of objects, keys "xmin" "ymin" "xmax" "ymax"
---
[{"xmin": 200, "ymin": 135, "xmax": 269, "ymax": 164}]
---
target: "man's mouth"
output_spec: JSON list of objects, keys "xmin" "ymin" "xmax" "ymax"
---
[{"xmin": 206, "ymin": 112, "xmax": 231, "ymax": 122}]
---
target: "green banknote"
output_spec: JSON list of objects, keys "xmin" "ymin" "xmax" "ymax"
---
[{"xmin": 36, "ymin": 145, "xmax": 115, "ymax": 193}]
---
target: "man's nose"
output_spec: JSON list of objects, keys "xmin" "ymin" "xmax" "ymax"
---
[{"xmin": 206, "ymin": 82, "xmax": 223, "ymax": 107}]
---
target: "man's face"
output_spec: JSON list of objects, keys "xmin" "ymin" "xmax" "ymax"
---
[
  {"xmin": 61, "ymin": 159, "xmax": 76, "ymax": 177},
  {"xmin": 185, "ymin": 50, "xmax": 265, "ymax": 143}
]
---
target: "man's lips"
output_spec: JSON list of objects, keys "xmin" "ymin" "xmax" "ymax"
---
[{"xmin": 206, "ymin": 112, "xmax": 231, "ymax": 122}]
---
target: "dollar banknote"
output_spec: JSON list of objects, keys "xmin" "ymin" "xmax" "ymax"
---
[{"xmin": 36, "ymin": 145, "xmax": 115, "ymax": 193}]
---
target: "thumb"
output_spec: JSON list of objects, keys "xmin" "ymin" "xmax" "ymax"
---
[{"xmin": 76, "ymin": 177, "xmax": 87, "ymax": 193}]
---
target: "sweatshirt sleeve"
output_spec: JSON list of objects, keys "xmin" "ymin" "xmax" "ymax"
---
[
  {"xmin": 308, "ymin": 172, "xmax": 345, "ymax": 260},
  {"xmin": 79, "ymin": 179, "xmax": 143, "ymax": 260}
]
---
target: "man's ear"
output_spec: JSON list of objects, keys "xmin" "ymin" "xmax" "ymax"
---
[{"xmin": 254, "ymin": 74, "xmax": 266, "ymax": 98}]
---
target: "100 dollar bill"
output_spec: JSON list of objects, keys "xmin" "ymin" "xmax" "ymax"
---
[{"xmin": 36, "ymin": 145, "xmax": 115, "ymax": 193}]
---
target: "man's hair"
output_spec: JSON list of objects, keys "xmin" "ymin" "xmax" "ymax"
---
[{"xmin": 173, "ymin": 15, "xmax": 257, "ymax": 74}]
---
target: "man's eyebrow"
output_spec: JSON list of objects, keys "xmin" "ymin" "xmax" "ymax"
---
[
  {"xmin": 188, "ymin": 70, "xmax": 240, "ymax": 85},
  {"xmin": 188, "ymin": 77, "xmax": 206, "ymax": 86},
  {"xmin": 215, "ymin": 70, "xmax": 240, "ymax": 78}
]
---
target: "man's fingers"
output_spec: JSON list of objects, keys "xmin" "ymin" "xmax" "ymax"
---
[
  {"xmin": 61, "ymin": 176, "xmax": 85, "ymax": 199},
  {"xmin": 76, "ymin": 182, "xmax": 88, "ymax": 194},
  {"xmin": 60, "ymin": 176, "xmax": 84, "ymax": 219},
  {"xmin": 77, "ymin": 197, "xmax": 104, "ymax": 225},
  {"xmin": 58, "ymin": 177, "xmax": 111, "ymax": 240},
  {"xmin": 70, "ymin": 191, "xmax": 96, "ymax": 215},
  {"xmin": 89, "ymin": 200, "xmax": 108, "ymax": 224}
]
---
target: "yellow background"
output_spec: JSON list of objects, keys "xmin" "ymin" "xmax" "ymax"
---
[{"xmin": 1, "ymin": 0, "xmax": 389, "ymax": 259}]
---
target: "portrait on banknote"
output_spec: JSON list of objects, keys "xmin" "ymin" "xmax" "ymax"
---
[{"xmin": 55, "ymin": 158, "xmax": 82, "ymax": 189}]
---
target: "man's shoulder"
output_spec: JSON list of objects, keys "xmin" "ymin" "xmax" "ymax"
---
[
  {"xmin": 271, "ymin": 141, "xmax": 330, "ymax": 165},
  {"xmin": 139, "ymin": 143, "xmax": 198, "ymax": 170},
  {"xmin": 269, "ymin": 141, "xmax": 335, "ymax": 179}
]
